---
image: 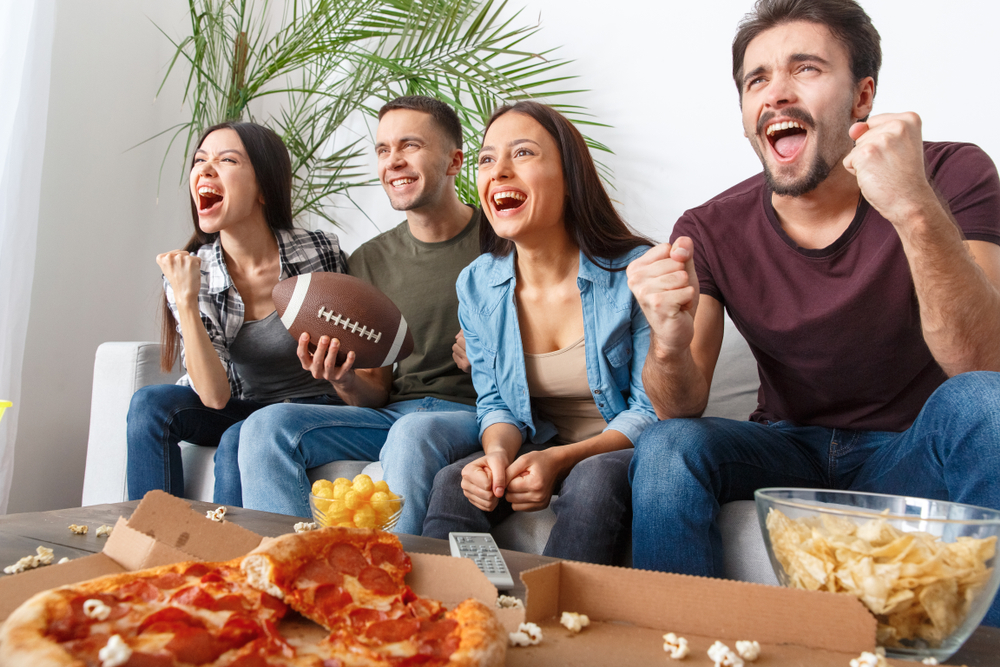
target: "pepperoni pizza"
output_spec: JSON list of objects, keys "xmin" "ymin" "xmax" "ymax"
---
[{"xmin": 0, "ymin": 527, "xmax": 505, "ymax": 667}]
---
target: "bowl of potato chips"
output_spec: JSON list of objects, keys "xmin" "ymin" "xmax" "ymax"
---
[
  {"xmin": 755, "ymin": 488, "xmax": 1000, "ymax": 662},
  {"xmin": 310, "ymin": 474, "xmax": 404, "ymax": 531}
]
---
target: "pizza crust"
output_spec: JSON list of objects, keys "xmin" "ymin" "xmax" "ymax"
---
[{"xmin": 446, "ymin": 599, "xmax": 507, "ymax": 667}]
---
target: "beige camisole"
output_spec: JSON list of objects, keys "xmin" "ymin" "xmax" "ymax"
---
[{"xmin": 523, "ymin": 336, "xmax": 606, "ymax": 444}]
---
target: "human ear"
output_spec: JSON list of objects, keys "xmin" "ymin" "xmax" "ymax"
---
[
  {"xmin": 853, "ymin": 76, "xmax": 876, "ymax": 121},
  {"xmin": 446, "ymin": 148, "xmax": 464, "ymax": 176}
]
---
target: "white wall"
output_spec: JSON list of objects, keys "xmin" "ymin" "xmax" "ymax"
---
[{"xmin": 8, "ymin": 0, "xmax": 1000, "ymax": 512}]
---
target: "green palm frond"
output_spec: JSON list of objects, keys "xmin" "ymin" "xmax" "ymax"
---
[{"xmin": 153, "ymin": 0, "xmax": 611, "ymax": 224}]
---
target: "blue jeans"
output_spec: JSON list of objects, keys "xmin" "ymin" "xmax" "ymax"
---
[
  {"xmin": 126, "ymin": 384, "xmax": 339, "ymax": 505},
  {"xmin": 629, "ymin": 371, "xmax": 1000, "ymax": 627},
  {"xmin": 237, "ymin": 397, "xmax": 480, "ymax": 534},
  {"xmin": 423, "ymin": 446, "xmax": 633, "ymax": 565}
]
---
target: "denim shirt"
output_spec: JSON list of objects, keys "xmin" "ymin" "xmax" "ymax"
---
[{"xmin": 456, "ymin": 246, "xmax": 656, "ymax": 445}]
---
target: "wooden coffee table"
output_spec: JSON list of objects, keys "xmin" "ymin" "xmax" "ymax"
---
[{"xmin": 1, "ymin": 500, "xmax": 996, "ymax": 665}]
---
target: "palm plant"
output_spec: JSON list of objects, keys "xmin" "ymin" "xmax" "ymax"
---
[{"xmin": 154, "ymin": 0, "xmax": 607, "ymax": 225}]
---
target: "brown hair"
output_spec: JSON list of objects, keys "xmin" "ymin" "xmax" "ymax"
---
[
  {"xmin": 478, "ymin": 101, "xmax": 650, "ymax": 267},
  {"xmin": 378, "ymin": 95, "xmax": 463, "ymax": 150},
  {"xmin": 160, "ymin": 121, "xmax": 294, "ymax": 372},
  {"xmin": 732, "ymin": 0, "xmax": 881, "ymax": 101}
]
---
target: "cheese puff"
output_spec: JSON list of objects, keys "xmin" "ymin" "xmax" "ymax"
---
[{"xmin": 352, "ymin": 474, "xmax": 376, "ymax": 499}]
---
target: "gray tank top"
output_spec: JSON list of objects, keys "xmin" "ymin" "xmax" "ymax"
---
[{"xmin": 229, "ymin": 311, "xmax": 334, "ymax": 403}]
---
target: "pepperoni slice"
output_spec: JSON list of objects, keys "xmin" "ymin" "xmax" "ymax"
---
[
  {"xmin": 418, "ymin": 619, "xmax": 458, "ymax": 642},
  {"xmin": 299, "ymin": 559, "xmax": 346, "ymax": 586},
  {"xmin": 200, "ymin": 571, "xmax": 225, "ymax": 584},
  {"xmin": 116, "ymin": 579, "xmax": 160, "ymax": 603},
  {"xmin": 313, "ymin": 584, "xmax": 353, "ymax": 615},
  {"xmin": 122, "ymin": 652, "xmax": 174, "ymax": 667},
  {"xmin": 182, "ymin": 563, "xmax": 213, "ymax": 578},
  {"xmin": 327, "ymin": 543, "xmax": 368, "ymax": 577},
  {"xmin": 138, "ymin": 607, "xmax": 204, "ymax": 634},
  {"xmin": 146, "ymin": 572, "xmax": 188, "ymax": 590},
  {"xmin": 227, "ymin": 652, "xmax": 270, "ymax": 667},
  {"xmin": 349, "ymin": 608, "xmax": 386, "ymax": 630},
  {"xmin": 365, "ymin": 618, "xmax": 421, "ymax": 644},
  {"xmin": 358, "ymin": 566, "xmax": 399, "ymax": 595},
  {"xmin": 219, "ymin": 615, "xmax": 261, "ymax": 647},
  {"xmin": 213, "ymin": 594, "xmax": 247, "ymax": 612},
  {"xmin": 370, "ymin": 543, "xmax": 411, "ymax": 570},
  {"xmin": 165, "ymin": 626, "xmax": 229, "ymax": 663},
  {"xmin": 260, "ymin": 592, "xmax": 288, "ymax": 617},
  {"xmin": 169, "ymin": 586, "xmax": 215, "ymax": 609}
]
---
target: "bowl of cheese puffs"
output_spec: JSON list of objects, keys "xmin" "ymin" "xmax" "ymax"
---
[{"xmin": 310, "ymin": 474, "xmax": 404, "ymax": 531}]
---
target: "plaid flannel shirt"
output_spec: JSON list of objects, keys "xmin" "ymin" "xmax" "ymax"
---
[{"xmin": 165, "ymin": 227, "xmax": 344, "ymax": 399}]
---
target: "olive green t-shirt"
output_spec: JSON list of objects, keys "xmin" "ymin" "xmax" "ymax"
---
[{"xmin": 348, "ymin": 208, "xmax": 481, "ymax": 406}]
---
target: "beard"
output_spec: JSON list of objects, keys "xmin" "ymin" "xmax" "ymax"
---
[{"xmin": 750, "ymin": 104, "xmax": 854, "ymax": 197}]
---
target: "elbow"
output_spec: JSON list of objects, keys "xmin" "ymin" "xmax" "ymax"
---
[{"xmin": 199, "ymin": 392, "xmax": 231, "ymax": 411}]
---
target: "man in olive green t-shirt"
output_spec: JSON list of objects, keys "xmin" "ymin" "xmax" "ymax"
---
[{"xmin": 239, "ymin": 96, "xmax": 483, "ymax": 534}]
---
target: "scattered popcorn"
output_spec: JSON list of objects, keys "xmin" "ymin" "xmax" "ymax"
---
[
  {"xmin": 921, "ymin": 659, "xmax": 939, "ymax": 666},
  {"xmin": 496, "ymin": 594, "xmax": 524, "ymax": 609},
  {"xmin": 4, "ymin": 546, "xmax": 55, "ymax": 574},
  {"xmin": 57, "ymin": 557, "xmax": 70, "ymax": 565},
  {"xmin": 293, "ymin": 521, "xmax": 318, "ymax": 533},
  {"xmin": 83, "ymin": 598, "xmax": 112, "ymax": 621},
  {"xmin": 708, "ymin": 640, "xmax": 744, "ymax": 667},
  {"xmin": 68, "ymin": 524, "xmax": 89, "ymax": 535},
  {"xmin": 96, "ymin": 524, "xmax": 114, "ymax": 538},
  {"xmin": 849, "ymin": 651, "xmax": 888, "ymax": 667},
  {"xmin": 663, "ymin": 632, "xmax": 690, "ymax": 659},
  {"xmin": 508, "ymin": 622, "xmax": 543, "ymax": 647},
  {"xmin": 206, "ymin": 506, "xmax": 227, "ymax": 522},
  {"xmin": 99, "ymin": 634, "xmax": 132, "ymax": 667},
  {"xmin": 735, "ymin": 640, "xmax": 760, "ymax": 662},
  {"xmin": 559, "ymin": 611, "xmax": 590, "ymax": 633}
]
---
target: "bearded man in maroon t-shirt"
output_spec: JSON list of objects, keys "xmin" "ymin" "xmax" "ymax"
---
[{"xmin": 627, "ymin": 0, "xmax": 1000, "ymax": 627}]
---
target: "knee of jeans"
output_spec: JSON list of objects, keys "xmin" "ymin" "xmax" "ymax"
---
[
  {"xmin": 932, "ymin": 371, "xmax": 1000, "ymax": 409},
  {"xmin": 431, "ymin": 460, "xmax": 464, "ymax": 490},
  {"xmin": 239, "ymin": 404, "xmax": 300, "ymax": 450},
  {"xmin": 570, "ymin": 450, "xmax": 632, "ymax": 488},
  {"xmin": 630, "ymin": 419, "xmax": 713, "ymax": 484}
]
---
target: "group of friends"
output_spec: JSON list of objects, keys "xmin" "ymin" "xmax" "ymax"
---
[{"xmin": 125, "ymin": 0, "xmax": 1000, "ymax": 627}]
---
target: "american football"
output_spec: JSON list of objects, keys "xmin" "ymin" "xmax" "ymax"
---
[{"xmin": 272, "ymin": 272, "xmax": 414, "ymax": 369}]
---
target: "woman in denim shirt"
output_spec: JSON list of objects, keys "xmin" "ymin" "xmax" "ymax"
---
[{"xmin": 422, "ymin": 102, "xmax": 656, "ymax": 564}]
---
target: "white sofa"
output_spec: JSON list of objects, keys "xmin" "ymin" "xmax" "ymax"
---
[{"xmin": 81, "ymin": 316, "xmax": 777, "ymax": 585}]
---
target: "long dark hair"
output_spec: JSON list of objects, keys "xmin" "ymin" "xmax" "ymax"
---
[
  {"xmin": 478, "ymin": 102, "xmax": 651, "ymax": 267},
  {"xmin": 160, "ymin": 121, "xmax": 294, "ymax": 371}
]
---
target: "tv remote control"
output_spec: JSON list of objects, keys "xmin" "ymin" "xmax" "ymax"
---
[{"xmin": 448, "ymin": 532, "xmax": 514, "ymax": 589}]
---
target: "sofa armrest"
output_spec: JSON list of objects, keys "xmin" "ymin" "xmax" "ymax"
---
[{"xmin": 82, "ymin": 342, "xmax": 180, "ymax": 506}]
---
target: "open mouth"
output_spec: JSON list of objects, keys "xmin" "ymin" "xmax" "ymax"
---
[
  {"xmin": 390, "ymin": 177, "xmax": 416, "ymax": 188},
  {"xmin": 492, "ymin": 190, "xmax": 527, "ymax": 212},
  {"xmin": 197, "ymin": 185, "xmax": 224, "ymax": 213},
  {"xmin": 766, "ymin": 120, "xmax": 807, "ymax": 160}
]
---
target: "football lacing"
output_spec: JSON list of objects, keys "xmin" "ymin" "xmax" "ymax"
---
[{"xmin": 317, "ymin": 307, "xmax": 382, "ymax": 344}]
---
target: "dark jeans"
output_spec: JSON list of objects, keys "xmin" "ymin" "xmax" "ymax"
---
[
  {"xmin": 125, "ymin": 384, "xmax": 338, "ymax": 505},
  {"xmin": 423, "ymin": 445, "xmax": 633, "ymax": 565},
  {"xmin": 629, "ymin": 371, "xmax": 1000, "ymax": 627}
]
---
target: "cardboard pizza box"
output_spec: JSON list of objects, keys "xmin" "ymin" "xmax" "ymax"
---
[{"xmin": 0, "ymin": 491, "xmax": 899, "ymax": 665}]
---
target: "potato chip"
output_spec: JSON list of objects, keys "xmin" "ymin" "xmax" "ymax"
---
[{"xmin": 766, "ymin": 508, "xmax": 996, "ymax": 647}]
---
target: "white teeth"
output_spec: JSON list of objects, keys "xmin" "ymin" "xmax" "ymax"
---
[
  {"xmin": 198, "ymin": 186, "xmax": 222, "ymax": 196},
  {"xmin": 766, "ymin": 120, "xmax": 804, "ymax": 136},
  {"xmin": 493, "ymin": 191, "xmax": 526, "ymax": 204},
  {"xmin": 391, "ymin": 178, "xmax": 414, "ymax": 187}
]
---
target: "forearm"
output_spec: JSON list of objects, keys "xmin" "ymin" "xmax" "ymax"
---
[
  {"xmin": 175, "ymin": 302, "xmax": 231, "ymax": 409},
  {"xmin": 547, "ymin": 429, "xmax": 632, "ymax": 474},
  {"xmin": 482, "ymin": 423, "xmax": 522, "ymax": 460},
  {"xmin": 331, "ymin": 367, "xmax": 392, "ymax": 407},
  {"xmin": 895, "ymin": 198, "xmax": 1000, "ymax": 374},
  {"xmin": 643, "ymin": 337, "xmax": 712, "ymax": 419}
]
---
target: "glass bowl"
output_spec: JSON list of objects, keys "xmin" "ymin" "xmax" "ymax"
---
[
  {"xmin": 309, "ymin": 492, "xmax": 404, "ymax": 532},
  {"xmin": 755, "ymin": 488, "xmax": 1000, "ymax": 663}
]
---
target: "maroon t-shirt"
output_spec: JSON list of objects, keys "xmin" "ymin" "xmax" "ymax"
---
[{"xmin": 671, "ymin": 142, "xmax": 1000, "ymax": 432}]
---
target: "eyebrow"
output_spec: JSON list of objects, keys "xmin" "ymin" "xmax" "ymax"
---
[
  {"xmin": 743, "ymin": 52, "xmax": 832, "ymax": 87},
  {"xmin": 375, "ymin": 136, "xmax": 426, "ymax": 149},
  {"xmin": 195, "ymin": 148, "xmax": 245, "ymax": 157},
  {"xmin": 479, "ymin": 138, "xmax": 541, "ymax": 153}
]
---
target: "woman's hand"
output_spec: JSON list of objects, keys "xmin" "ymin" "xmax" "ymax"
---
[
  {"xmin": 297, "ymin": 333, "xmax": 357, "ymax": 385},
  {"xmin": 157, "ymin": 250, "xmax": 202, "ymax": 309},
  {"xmin": 504, "ymin": 448, "xmax": 566, "ymax": 511},
  {"xmin": 461, "ymin": 450, "xmax": 511, "ymax": 512}
]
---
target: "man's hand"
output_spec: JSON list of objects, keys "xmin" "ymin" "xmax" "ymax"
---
[
  {"xmin": 460, "ymin": 450, "xmax": 510, "ymax": 512},
  {"xmin": 157, "ymin": 250, "xmax": 202, "ymax": 308},
  {"xmin": 452, "ymin": 330, "xmax": 470, "ymax": 373},
  {"xmin": 626, "ymin": 238, "xmax": 699, "ymax": 359},
  {"xmin": 844, "ymin": 113, "xmax": 939, "ymax": 226},
  {"xmin": 504, "ymin": 448, "xmax": 564, "ymax": 511},
  {"xmin": 297, "ymin": 332, "xmax": 357, "ymax": 387}
]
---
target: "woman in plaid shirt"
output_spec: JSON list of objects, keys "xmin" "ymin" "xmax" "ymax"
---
[{"xmin": 126, "ymin": 122, "xmax": 345, "ymax": 505}]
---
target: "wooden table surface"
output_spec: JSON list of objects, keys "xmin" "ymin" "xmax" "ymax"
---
[{"xmin": 1, "ymin": 500, "xmax": 997, "ymax": 665}]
